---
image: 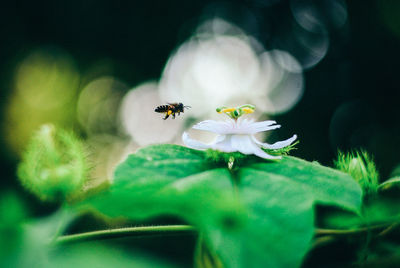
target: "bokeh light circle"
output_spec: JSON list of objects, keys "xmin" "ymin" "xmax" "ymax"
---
[
  {"xmin": 160, "ymin": 19, "xmax": 304, "ymax": 117},
  {"xmin": 77, "ymin": 76, "xmax": 126, "ymax": 135},
  {"xmin": 120, "ymin": 82, "xmax": 184, "ymax": 146}
]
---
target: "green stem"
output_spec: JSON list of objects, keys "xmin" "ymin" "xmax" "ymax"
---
[
  {"xmin": 378, "ymin": 223, "xmax": 399, "ymax": 236},
  {"xmin": 312, "ymin": 235, "xmax": 335, "ymax": 248},
  {"xmin": 315, "ymin": 223, "xmax": 390, "ymax": 236},
  {"xmin": 227, "ymin": 157, "xmax": 240, "ymax": 197},
  {"xmin": 313, "ymin": 222, "xmax": 399, "ymax": 249},
  {"xmin": 56, "ymin": 224, "xmax": 196, "ymax": 244}
]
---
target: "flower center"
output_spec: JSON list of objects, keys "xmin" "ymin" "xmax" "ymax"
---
[{"xmin": 216, "ymin": 104, "xmax": 255, "ymax": 120}]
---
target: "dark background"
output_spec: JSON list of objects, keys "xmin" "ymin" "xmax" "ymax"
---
[{"xmin": 1, "ymin": 0, "xmax": 400, "ymax": 190}]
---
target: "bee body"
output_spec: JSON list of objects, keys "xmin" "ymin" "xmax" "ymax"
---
[{"xmin": 154, "ymin": 103, "xmax": 190, "ymax": 120}]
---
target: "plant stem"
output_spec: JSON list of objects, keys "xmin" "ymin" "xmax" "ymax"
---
[
  {"xmin": 312, "ymin": 235, "xmax": 335, "ymax": 248},
  {"xmin": 315, "ymin": 223, "xmax": 389, "ymax": 236},
  {"xmin": 378, "ymin": 223, "xmax": 399, "ymax": 237},
  {"xmin": 56, "ymin": 224, "xmax": 196, "ymax": 244},
  {"xmin": 313, "ymin": 222, "xmax": 400, "ymax": 249}
]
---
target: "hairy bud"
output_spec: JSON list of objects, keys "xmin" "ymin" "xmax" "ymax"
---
[
  {"xmin": 334, "ymin": 150, "xmax": 379, "ymax": 197},
  {"xmin": 17, "ymin": 124, "xmax": 88, "ymax": 202}
]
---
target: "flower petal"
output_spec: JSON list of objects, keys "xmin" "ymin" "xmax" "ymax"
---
[
  {"xmin": 212, "ymin": 135, "xmax": 236, "ymax": 153},
  {"xmin": 243, "ymin": 120, "xmax": 281, "ymax": 134},
  {"xmin": 252, "ymin": 134, "xmax": 297, "ymax": 149},
  {"xmin": 192, "ymin": 120, "xmax": 233, "ymax": 134},
  {"xmin": 230, "ymin": 135, "xmax": 256, "ymax": 154},
  {"xmin": 231, "ymin": 135, "xmax": 281, "ymax": 159},
  {"xmin": 239, "ymin": 118, "xmax": 276, "ymax": 127},
  {"xmin": 182, "ymin": 132, "xmax": 212, "ymax": 150}
]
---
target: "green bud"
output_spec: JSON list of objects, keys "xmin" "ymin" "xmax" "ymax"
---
[
  {"xmin": 216, "ymin": 107, "xmax": 226, "ymax": 113},
  {"xmin": 334, "ymin": 150, "xmax": 379, "ymax": 197},
  {"xmin": 17, "ymin": 124, "xmax": 88, "ymax": 202}
]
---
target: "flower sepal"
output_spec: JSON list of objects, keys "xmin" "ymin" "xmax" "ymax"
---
[
  {"xmin": 205, "ymin": 149, "xmax": 252, "ymax": 170},
  {"xmin": 261, "ymin": 140, "xmax": 299, "ymax": 156}
]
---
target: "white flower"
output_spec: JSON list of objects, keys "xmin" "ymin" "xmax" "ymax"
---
[{"xmin": 182, "ymin": 118, "xmax": 297, "ymax": 159}]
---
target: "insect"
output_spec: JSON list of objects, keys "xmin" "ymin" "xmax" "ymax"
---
[{"xmin": 154, "ymin": 103, "xmax": 191, "ymax": 120}]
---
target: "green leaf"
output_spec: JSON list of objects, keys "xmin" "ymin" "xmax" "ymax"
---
[
  {"xmin": 84, "ymin": 145, "xmax": 243, "ymax": 231},
  {"xmin": 83, "ymin": 144, "xmax": 362, "ymax": 268},
  {"xmin": 247, "ymin": 157, "xmax": 362, "ymax": 212},
  {"xmin": 232, "ymin": 157, "xmax": 362, "ymax": 267}
]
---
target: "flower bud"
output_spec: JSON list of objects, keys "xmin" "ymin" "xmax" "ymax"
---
[
  {"xmin": 334, "ymin": 150, "xmax": 379, "ymax": 197},
  {"xmin": 17, "ymin": 124, "xmax": 88, "ymax": 202}
]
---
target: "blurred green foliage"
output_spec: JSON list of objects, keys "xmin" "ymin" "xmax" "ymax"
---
[
  {"xmin": 17, "ymin": 124, "xmax": 89, "ymax": 202},
  {"xmin": 0, "ymin": 192, "xmax": 175, "ymax": 268}
]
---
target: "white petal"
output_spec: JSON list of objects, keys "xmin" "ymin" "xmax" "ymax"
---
[
  {"xmin": 240, "ymin": 119, "xmax": 276, "ymax": 127},
  {"xmin": 182, "ymin": 132, "xmax": 212, "ymax": 150},
  {"xmin": 252, "ymin": 134, "xmax": 297, "ymax": 149},
  {"xmin": 192, "ymin": 120, "xmax": 233, "ymax": 134},
  {"xmin": 230, "ymin": 135, "xmax": 260, "ymax": 155},
  {"xmin": 212, "ymin": 135, "xmax": 236, "ymax": 152},
  {"xmin": 245, "ymin": 121, "xmax": 281, "ymax": 134},
  {"xmin": 237, "ymin": 118, "xmax": 254, "ymax": 126},
  {"xmin": 230, "ymin": 135, "xmax": 281, "ymax": 159}
]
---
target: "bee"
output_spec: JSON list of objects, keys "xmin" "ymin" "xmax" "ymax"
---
[{"xmin": 154, "ymin": 103, "xmax": 191, "ymax": 120}]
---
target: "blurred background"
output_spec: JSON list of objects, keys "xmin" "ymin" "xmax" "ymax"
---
[{"xmin": 1, "ymin": 0, "xmax": 400, "ymax": 203}]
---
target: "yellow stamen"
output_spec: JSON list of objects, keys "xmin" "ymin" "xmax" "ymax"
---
[
  {"xmin": 242, "ymin": 107, "xmax": 254, "ymax": 114},
  {"xmin": 219, "ymin": 108, "xmax": 235, "ymax": 113}
]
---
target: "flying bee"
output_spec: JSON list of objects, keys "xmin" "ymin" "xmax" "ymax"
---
[{"xmin": 154, "ymin": 103, "xmax": 191, "ymax": 120}]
